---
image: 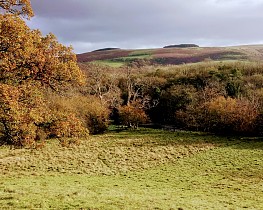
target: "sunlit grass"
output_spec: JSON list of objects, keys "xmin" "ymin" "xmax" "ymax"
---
[
  {"xmin": 91, "ymin": 60, "xmax": 124, "ymax": 67},
  {"xmin": 1, "ymin": 128, "xmax": 263, "ymax": 209}
]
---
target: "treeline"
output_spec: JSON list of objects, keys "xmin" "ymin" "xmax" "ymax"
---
[
  {"xmin": 81, "ymin": 61, "xmax": 263, "ymax": 136},
  {"xmin": 92, "ymin": 48, "xmax": 120, "ymax": 52},
  {"xmin": 163, "ymin": 44, "xmax": 199, "ymax": 48},
  {"xmin": 146, "ymin": 63, "xmax": 263, "ymax": 135}
]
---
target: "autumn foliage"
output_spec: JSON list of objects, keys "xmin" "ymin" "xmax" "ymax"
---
[
  {"xmin": 0, "ymin": 14, "xmax": 84, "ymax": 89},
  {"xmin": 0, "ymin": 2, "xmax": 89, "ymax": 146},
  {"xmin": 118, "ymin": 104, "xmax": 148, "ymax": 128},
  {"xmin": 47, "ymin": 94, "xmax": 109, "ymax": 135},
  {"xmin": 203, "ymin": 96, "xmax": 259, "ymax": 134},
  {"xmin": 0, "ymin": 83, "xmax": 46, "ymax": 146},
  {"xmin": 1, "ymin": 0, "xmax": 263, "ymax": 146},
  {"xmin": 0, "ymin": 0, "xmax": 33, "ymax": 18}
]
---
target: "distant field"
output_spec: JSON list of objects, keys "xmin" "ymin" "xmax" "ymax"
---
[
  {"xmin": 77, "ymin": 45, "xmax": 263, "ymax": 66},
  {"xmin": 91, "ymin": 60, "xmax": 124, "ymax": 68},
  {"xmin": 1, "ymin": 129, "xmax": 263, "ymax": 209},
  {"xmin": 87, "ymin": 50, "xmax": 153, "ymax": 67}
]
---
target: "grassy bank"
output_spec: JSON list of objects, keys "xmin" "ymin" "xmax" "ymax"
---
[{"xmin": 1, "ymin": 129, "xmax": 263, "ymax": 209}]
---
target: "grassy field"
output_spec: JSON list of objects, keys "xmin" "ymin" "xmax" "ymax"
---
[
  {"xmin": 1, "ymin": 128, "xmax": 263, "ymax": 209},
  {"xmin": 91, "ymin": 60, "xmax": 125, "ymax": 68},
  {"xmin": 92, "ymin": 51, "xmax": 153, "ymax": 67}
]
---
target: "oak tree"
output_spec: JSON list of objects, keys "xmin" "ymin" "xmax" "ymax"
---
[
  {"xmin": 0, "ymin": 0, "xmax": 33, "ymax": 18},
  {"xmin": 0, "ymin": 1, "xmax": 87, "ymax": 145},
  {"xmin": 0, "ymin": 14, "xmax": 84, "ymax": 89}
]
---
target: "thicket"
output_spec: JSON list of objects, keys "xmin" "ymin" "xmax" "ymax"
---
[
  {"xmin": 83, "ymin": 61, "xmax": 263, "ymax": 136},
  {"xmin": 145, "ymin": 62, "xmax": 263, "ymax": 135}
]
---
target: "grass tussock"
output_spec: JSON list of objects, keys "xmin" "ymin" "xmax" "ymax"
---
[{"xmin": 0, "ymin": 129, "xmax": 215, "ymax": 177}]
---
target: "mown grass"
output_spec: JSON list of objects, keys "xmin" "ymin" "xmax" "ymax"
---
[{"xmin": 1, "ymin": 129, "xmax": 263, "ymax": 209}]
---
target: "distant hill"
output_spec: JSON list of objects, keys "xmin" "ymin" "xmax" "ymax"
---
[
  {"xmin": 77, "ymin": 45, "xmax": 263, "ymax": 66},
  {"xmin": 77, "ymin": 49, "xmax": 133, "ymax": 63},
  {"xmin": 163, "ymin": 44, "xmax": 199, "ymax": 48}
]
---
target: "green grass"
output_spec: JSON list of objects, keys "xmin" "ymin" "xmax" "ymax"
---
[
  {"xmin": 91, "ymin": 60, "xmax": 124, "ymax": 68},
  {"xmin": 1, "ymin": 129, "xmax": 263, "ymax": 209},
  {"xmin": 91, "ymin": 50, "xmax": 153, "ymax": 67}
]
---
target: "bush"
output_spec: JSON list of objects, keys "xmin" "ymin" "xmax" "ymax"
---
[
  {"xmin": 118, "ymin": 104, "xmax": 148, "ymax": 128},
  {"xmin": 81, "ymin": 98, "xmax": 109, "ymax": 134},
  {"xmin": 47, "ymin": 94, "xmax": 109, "ymax": 135},
  {"xmin": 49, "ymin": 112, "xmax": 88, "ymax": 138},
  {"xmin": 203, "ymin": 96, "xmax": 259, "ymax": 134},
  {"xmin": 176, "ymin": 96, "xmax": 260, "ymax": 135}
]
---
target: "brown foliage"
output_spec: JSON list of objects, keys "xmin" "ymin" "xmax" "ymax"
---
[
  {"xmin": 118, "ymin": 103, "xmax": 148, "ymax": 128},
  {"xmin": 177, "ymin": 96, "xmax": 260, "ymax": 135},
  {"xmin": 0, "ymin": 8, "xmax": 87, "ymax": 145},
  {"xmin": 203, "ymin": 96, "xmax": 259, "ymax": 134},
  {"xmin": 0, "ymin": 83, "xmax": 47, "ymax": 146},
  {"xmin": 49, "ymin": 112, "xmax": 88, "ymax": 139},
  {"xmin": 0, "ymin": 14, "xmax": 85, "ymax": 89},
  {"xmin": 45, "ymin": 94, "xmax": 89, "ymax": 138},
  {"xmin": 47, "ymin": 94, "xmax": 109, "ymax": 135},
  {"xmin": 0, "ymin": 0, "xmax": 33, "ymax": 18}
]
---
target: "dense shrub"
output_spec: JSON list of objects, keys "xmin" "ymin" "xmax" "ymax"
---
[
  {"xmin": 81, "ymin": 98, "xmax": 109, "ymax": 134},
  {"xmin": 47, "ymin": 94, "xmax": 109, "ymax": 135},
  {"xmin": 177, "ymin": 96, "xmax": 259, "ymax": 135},
  {"xmin": 203, "ymin": 96, "xmax": 259, "ymax": 134},
  {"xmin": 118, "ymin": 104, "xmax": 148, "ymax": 128},
  {"xmin": 49, "ymin": 112, "xmax": 88, "ymax": 138},
  {"xmin": 176, "ymin": 96, "xmax": 260, "ymax": 134}
]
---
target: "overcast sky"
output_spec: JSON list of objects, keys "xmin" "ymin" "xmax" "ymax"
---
[{"xmin": 28, "ymin": 0, "xmax": 263, "ymax": 53}]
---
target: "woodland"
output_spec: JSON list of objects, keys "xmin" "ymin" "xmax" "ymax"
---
[{"xmin": 0, "ymin": 0, "xmax": 263, "ymax": 148}]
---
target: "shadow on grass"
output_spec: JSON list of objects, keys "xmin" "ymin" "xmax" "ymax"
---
[
  {"xmin": 227, "ymin": 137, "xmax": 263, "ymax": 150},
  {"xmin": 107, "ymin": 127, "xmax": 263, "ymax": 149}
]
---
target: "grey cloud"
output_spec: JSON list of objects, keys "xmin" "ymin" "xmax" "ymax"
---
[{"xmin": 28, "ymin": 0, "xmax": 263, "ymax": 53}]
